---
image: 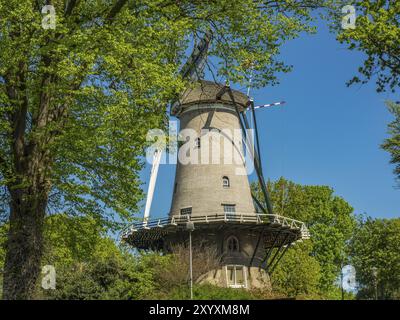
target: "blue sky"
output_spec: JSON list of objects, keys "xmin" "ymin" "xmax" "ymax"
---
[{"xmin": 140, "ymin": 19, "xmax": 399, "ymax": 221}]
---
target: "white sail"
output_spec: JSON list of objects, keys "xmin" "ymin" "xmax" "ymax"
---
[{"xmin": 143, "ymin": 148, "xmax": 162, "ymax": 227}]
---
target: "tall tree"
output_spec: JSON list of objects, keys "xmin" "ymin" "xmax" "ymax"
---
[
  {"xmin": 336, "ymin": 0, "xmax": 400, "ymax": 93},
  {"xmin": 382, "ymin": 101, "xmax": 400, "ymax": 186},
  {"xmin": 350, "ymin": 216, "xmax": 400, "ymax": 300},
  {"xmin": 253, "ymin": 178, "xmax": 356, "ymax": 297},
  {"xmin": 0, "ymin": 0, "xmax": 185, "ymax": 299},
  {"xmin": 0, "ymin": 0, "xmax": 329, "ymax": 299}
]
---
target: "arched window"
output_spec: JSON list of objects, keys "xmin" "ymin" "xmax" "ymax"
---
[
  {"xmin": 227, "ymin": 236, "xmax": 239, "ymax": 253},
  {"xmin": 222, "ymin": 176, "xmax": 230, "ymax": 188}
]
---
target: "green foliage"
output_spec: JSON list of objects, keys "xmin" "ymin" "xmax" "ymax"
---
[
  {"xmin": 0, "ymin": 0, "xmax": 331, "ymax": 224},
  {"xmin": 43, "ymin": 249, "xmax": 156, "ymax": 300},
  {"xmin": 0, "ymin": 223, "xmax": 5, "ymax": 268},
  {"xmin": 0, "ymin": 215, "xmax": 155, "ymax": 300},
  {"xmin": 381, "ymin": 101, "xmax": 400, "ymax": 186},
  {"xmin": 0, "ymin": 223, "xmax": 6, "ymax": 297},
  {"xmin": 336, "ymin": 0, "xmax": 400, "ymax": 93},
  {"xmin": 350, "ymin": 216, "xmax": 400, "ymax": 300},
  {"xmin": 272, "ymin": 242, "xmax": 322, "ymax": 299},
  {"xmin": 41, "ymin": 215, "xmax": 156, "ymax": 299},
  {"xmin": 42, "ymin": 214, "xmax": 107, "ymax": 267},
  {"xmin": 253, "ymin": 177, "xmax": 356, "ymax": 297}
]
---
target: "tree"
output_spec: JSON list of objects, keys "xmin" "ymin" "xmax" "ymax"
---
[
  {"xmin": 0, "ymin": 0, "xmax": 331, "ymax": 299},
  {"xmin": 271, "ymin": 241, "xmax": 322, "ymax": 299},
  {"xmin": 336, "ymin": 0, "xmax": 400, "ymax": 93},
  {"xmin": 43, "ymin": 244, "xmax": 155, "ymax": 300},
  {"xmin": 335, "ymin": 2, "xmax": 400, "ymax": 185},
  {"xmin": 1, "ymin": 215, "xmax": 155, "ymax": 300},
  {"xmin": 350, "ymin": 216, "xmax": 400, "ymax": 300},
  {"xmin": 252, "ymin": 177, "xmax": 356, "ymax": 297},
  {"xmin": 382, "ymin": 101, "xmax": 400, "ymax": 186},
  {"xmin": 0, "ymin": 0, "xmax": 185, "ymax": 299},
  {"xmin": 138, "ymin": 243, "xmax": 221, "ymax": 299}
]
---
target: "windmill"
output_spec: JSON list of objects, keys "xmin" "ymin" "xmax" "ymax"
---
[{"xmin": 124, "ymin": 32, "xmax": 310, "ymax": 290}]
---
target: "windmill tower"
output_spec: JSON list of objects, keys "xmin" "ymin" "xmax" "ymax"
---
[
  {"xmin": 170, "ymin": 81, "xmax": 255, "ymax": 218},
  {"xmin": 122, "ymin": 32, "xmax": 310, "ymax": 290},
  {"xmin": 166, "ymin": 80, "xmax": 271, "ymax": 288}
]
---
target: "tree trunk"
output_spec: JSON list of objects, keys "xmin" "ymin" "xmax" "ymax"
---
[
  {"xmin": 2, "ymin": 55, "xmax": 55, "ymax": 299},
  {"xmin": 2, "ymin": 188, "xmax": 47, "ymax": 300}
]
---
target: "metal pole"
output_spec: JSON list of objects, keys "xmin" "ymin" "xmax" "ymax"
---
[
  {"xmin": 189, "ymin": 230, "xmax": 193, "ymax": 300},
  {"xmin": 340, "ymin": 265, "xmax": 344, "ymax": 300},
  {"xmin": 372, "ymin": 267, "xmax": 378, "ymax": 300},
  {"xmin": 186, "ymin": 221, "xmax": 195, "ymax": 300},
  {"xmin": 250, "ymin": 100, "xmax": 263, "ymax": 173}
]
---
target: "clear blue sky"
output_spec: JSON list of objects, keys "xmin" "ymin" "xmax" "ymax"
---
[{"xmin": 140, "ymin": 19, "xmax": 399, "ymax": 221}]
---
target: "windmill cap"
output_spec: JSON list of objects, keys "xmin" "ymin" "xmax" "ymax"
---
[{"xmin": 171, "ymin": 80, "xmax": 250, "ymax": 116}]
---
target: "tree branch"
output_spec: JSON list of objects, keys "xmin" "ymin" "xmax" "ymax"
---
[
  {"xmin": 107, "ymin": 0, "xmax": 129, "ymax": 22},
  {"xmin": 65, "ymin": 0, "xmax": 80, "ymax": 17},
  {"xmin": 5, "ymin": 64, "xmax": 29, "ymax": 167}
]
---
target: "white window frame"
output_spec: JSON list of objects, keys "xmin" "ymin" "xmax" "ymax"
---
[
  {"xmin": 222, "ymin": 204, "xmax": 236, "ymax": 214},
  {"xmin": 225, "ymin": 265, "xmax": 248, "ymax": 289},
  {"xmin": 180, "ymin": 206, "xmax": 192, "ymax": 216}
]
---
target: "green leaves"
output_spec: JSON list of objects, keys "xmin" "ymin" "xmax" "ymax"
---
[
  {"xmin": 0, "ymin": 0, "xmax": 332, "ymax": 231},
  {"xmin": 336, "ymin": 0, "xmax": 400, "ymax": 92},
  {"xmin": 381, "ymin": 101, "xmax": 400, "ymax": 186},
  {"xmin": 2, "ymin": 214, "xmax": 157, "ymax": 300},
  {"xmin": 350, "ymin": 216, "xmax": 400, "ymax": 299},
  {"xmin": 1, "ymin": 1, "xmax": 188, "ymax": 229},
  {"xmin": 253, "ymin": 177, "xmax": 356, "ymax": 297},
  {"xmin": 272, "ymin": 242, "xmax": 322, "ymax": 299},
  {"xmin": 205, "ymin": 0, "xmax": 324, "ymax": 87}
]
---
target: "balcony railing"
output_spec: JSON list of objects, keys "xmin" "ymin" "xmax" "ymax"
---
[{"xmin": 122, "ymin": 213, "xmax": 310, "ymax": 240}]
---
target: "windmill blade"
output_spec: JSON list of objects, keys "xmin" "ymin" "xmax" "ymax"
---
[
  {"xmin": 254, "ymin": 101, "xmax": 286, "ymax": 110},
  {"xmin": 224, "ymin": 85, "xmax": 273, "ymax": 215},
  {"xmin": 250, "ymin": 100, "xmax": 262, "ymax": 172},
  {"xmin": 143, "ymin": 148, "xmax": 162, "ymax": 227},
  {"xmin": 180, "ymin": 30, "xmax": 213, "ymax": 81}
]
